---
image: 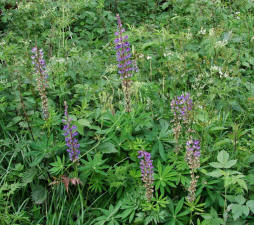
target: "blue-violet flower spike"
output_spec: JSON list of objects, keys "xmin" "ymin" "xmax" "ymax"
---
[{"xmin": 63, "ymin": 101, "xmax": 80, "ymax": 162}]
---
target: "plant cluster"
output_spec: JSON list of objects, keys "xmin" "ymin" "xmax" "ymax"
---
[{"xmin": 1, "ymin": 0, "xmax": 254, "ymax": 225}]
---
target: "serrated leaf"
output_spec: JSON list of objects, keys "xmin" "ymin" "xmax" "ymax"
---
[
  {"xmin": 98, "ymin": 142, "xmax": 118, "ymax": 154},
  {"xmin": 77, "ymin": 119, "xmax": 91, "ymax": 127},
  {"xmin": 217, "ymin": 150, "xmax": 229, "ymax": 164},
  {"xmin": 234, "ymin": 195, "xmax": 246, "ymax": 205},
  {"xmin": 242, "ymin": 205, "xmax": 249, "ymax": 217},
  {"xmin": 22, "ymin": 168, "xmax": 37, "ymax": 184},
  {"xmin": 246, "ymin": 200, "xmax": 254, "ymax": 213},
  {"xmin": 237, "ymin": 179, "xmax": 248, "ymax": 191},
  {"xmin": 32, "ymin": 185, "xmax": 47, "ymax": 204},
  {"xmin": 209, "ymin": 162, "xmax": 224, "ymax": 168},
  {"xmin": 231, "ymin": 204, "xmax": 243, "ymax": 221},
  {"xmin": 223, "ymin": 160, "xmax": 237, "ymax": 168},
  {"xmin": 207, "ymin": 170, "xmax": 223, "ymax": 178}
]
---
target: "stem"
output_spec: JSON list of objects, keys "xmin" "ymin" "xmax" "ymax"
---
[
  {"xmin": 17, "ymin": 72, "xmax": 35, "ymax": 141},
  {"xmin": 223, "ymin": 186, "xmax": 227, "ymax": 224},
  {"xmin": 64, "ymin": 101, "xmax": 77, "ymax": 161}
]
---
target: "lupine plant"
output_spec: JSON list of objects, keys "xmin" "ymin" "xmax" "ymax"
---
[
  {"xmin": 171, "ymin": 93, "xmax": 193, "ymax": 152},
  {"xmin": 63, "ymin": 101, "xmax": 80, "ymax": 162},
  {"xmin": 185, "ymin": 139, "xmax": 201, "ymax": 203},
  {"xmin": 115, "ymin": 14, "xmax": 137, "ymax": 112},
  {"xmin": 138, "ymin": 150, "xmax": 154, "ymax": 201},
  {"xmin": 31, "ymin": 46, "xmax": 49, "ymax": 119}
]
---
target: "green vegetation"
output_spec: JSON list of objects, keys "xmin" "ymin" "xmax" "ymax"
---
[{"xmin": 1, "ymin": 0, "xmax": 254, "ymax": 224}]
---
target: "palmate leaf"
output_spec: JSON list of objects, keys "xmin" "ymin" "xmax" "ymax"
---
[
  {"xmin": 154, "ymin": 160, "xmax": 178, "ymax": 195},
  {"xmin": 94, "ymin": 203, "xmax": 122, "ymax": 225},
  {"xmin": 80, "ymin": 153, "xmax": 109, "ymax": 176},
  {"xmin": 165, "ymin": 198, "xmax": 190, "ymax": 225}
]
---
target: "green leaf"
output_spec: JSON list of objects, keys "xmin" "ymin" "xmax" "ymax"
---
[
  {"xmin": 7, "ymin": 116, "xmax": 22, "ymax": 127},
  {"xmin": 98, "ymin": 142, "xmax": 118, "ymax": 154},
  {"xmin": 196, "ymin": 111, "xmax": 209, "ymax": 122},
  {"xmin": 214, "ymin": 139, "xmax": 231, "ymax": 148},
  {"xmin": 22, "ymin": 168, "xmax": 37, "ymax": 185},
  {"xmin": 231, "ymin": 204, "xmax": 243, "ymax": 221},
  {"xmin": 234, "ymin": 195, "xmax": 246, "ymax": 205},
  {"xmin": 77, "ymin": 119, "xmax": 91, "ymax": 127},
  {"xmin": 161, "ymin": 2, "xmax": 170, "ymax": 10},
  {"xmin": 237, "ymin": 179, "xmax": 248, "ymax": 191},
  {"xmin": 207, "ymin": 170, "xmax": 223, "ymax": 178},
  {"xmin": 223, "ymin": 160, "xmax": 237, "ymax": 168},
  {"xmin": 175, "ymin": 197, "xmax": 184, "ymax": 215},
  {"xmin": 246, "ymin": 200, "xmax": 254, "ymax": 213},
  {"xmin": 217, "ymin": 150, "xmax": 229, "ymax": 164},
  {"xmin": 209, "ymin": 127, "xmax": 227, "ymax": 132},
  {"xmin": 32, "ymin": 185, "xmax": 47, "ymax": 204},
  {"xmin": 209, "ymin": 162, "xmax": 224, "ymax": 169},
  {"xmin": 29, "ymin": 153, "xmax": 45, "ymax": 167},
  {"xmin": 158, "ymin": 140, "xmax": 167, "ymax": 161},
  {"xmin": 242, "ymin": 205, "xmax": 249, "ymax": 217}
]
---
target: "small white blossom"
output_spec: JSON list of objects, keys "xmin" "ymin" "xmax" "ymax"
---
[
  {"xmin": 198, "ymin": 27, "xmax": 206, "ymax": 35},
  {"xmin": 139, "ymin": 54, "xmax": 144, "ymax": 58},
  {"xmin": 209, "ymin": 28, "xmax": 215, "ymax": 36},
  {"xmin": 163, "ymin": 52, "xmax": 173, "ymax": 57},
  {"xmin": 215, "ymin": 40, "xmax": 228, "ymax": 48}
]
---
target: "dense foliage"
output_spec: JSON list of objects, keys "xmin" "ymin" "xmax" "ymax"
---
[{"xmin": 1, "ymin": 0, "xmax": 254, "ymax": 224}]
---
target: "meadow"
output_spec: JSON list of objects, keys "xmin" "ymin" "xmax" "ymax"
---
[{"xmin": 1, "ymin": 0, "xmax": 254, "ymax": 224}]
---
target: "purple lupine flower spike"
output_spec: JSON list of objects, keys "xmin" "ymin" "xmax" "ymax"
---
[
  {"xmin": 31, "ymin": 46, "xmax": 49, "ymax": 119},
  {"xmin": 171, "ymin": 93, "xmax": 193, "ymax": 153},
  {"xmin": 171, "ymin": 93, "xmax": 193, "ymax": 122},
  {"xmin": 63, "ymin": 101, "xmax": 80, "ymax": 162},
  {"xmin": 115, "ymin": 14, "xmax": 136, "ymax": 79},
  {"xmin": 115, "ymin": 14, "xmax": 138, "ymax": 112},
  {"xmin": 138, "ymin": 150, "xmax": 154, "ymax": 201}
]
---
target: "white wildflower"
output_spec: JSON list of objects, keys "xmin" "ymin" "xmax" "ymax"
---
[
  {"xmin": 198, "ymin": 27, "xmax": 206, "ymax": 35},
  {"xmin": 209, "ymin": 28, "xmax": 215, "ymax": 36}
]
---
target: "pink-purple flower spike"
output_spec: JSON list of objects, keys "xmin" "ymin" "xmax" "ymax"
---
[
  {"xmin": 63, "ymin": 101, "xmax": 80, "ymax": 162},
  {"xmin": 31, "ymin": 47, "xmax": 48, "ymax": 84},
  {"xmin": 138, "ymin": 150, "xmax": 154, "ymax": 201},
  {"xmin": 31, "ymin": 46, "xmax": 49, "ymax": 119}
]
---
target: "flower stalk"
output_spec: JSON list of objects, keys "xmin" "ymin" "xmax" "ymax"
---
[
  {"xmin": 31, "ymin": 46, "xmax": 49, "ymax": 120},
  {"xmin": 63, "ymin": 101, "xmax": 80, "ymax": 162},
  {"xmin": 185, "ymin": 139, "xmax": 201, "ymax": 202},
  {"xmin": 115, "ymin": 14, "xmax": 137, "ymax": 112},
  {"xmin": 138, "ymin": 150, "xmax": 154, "ymax": 201}
]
